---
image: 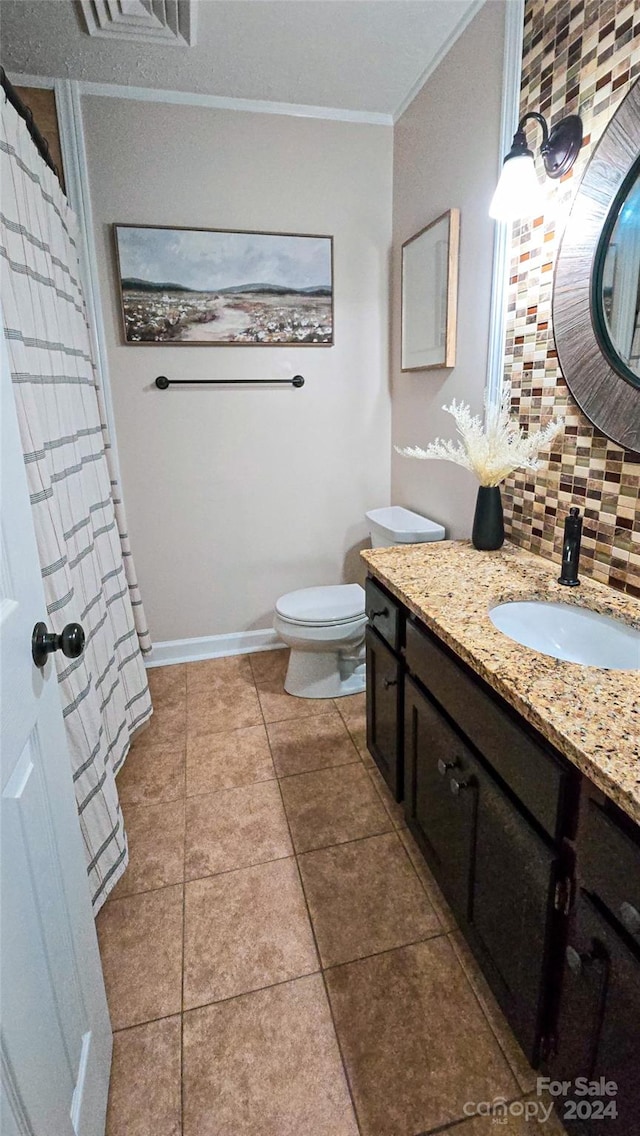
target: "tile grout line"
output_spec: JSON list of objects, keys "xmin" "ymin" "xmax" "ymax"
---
[
  {"xmin": 111, "ymin": 1009, "xmax": 182, "ymax": 1035},
  {"xmin": 364, "ymin": 762, "xmax": 407, "ymax": 828},
  {"xmin": 183, "ymin": 967, "xmax": 322, "ymax": 1017},
  {"xmin": 320, "ymin": 928, "xmax": 449, "ymax": 973},
  {"xmin": 395, "ymin": 827, "xmax": 451, "ymax": 915},
  {"xmin": 250, "ymin": 655, "xmax": 365, "ymax": 1136},
  {"xmin": 275, "ymin": 754, "xmax": 362, "ymax": 779},
  {"xmin": 291, "ymin": 824, "xmax": 395, "ymax": 857}
]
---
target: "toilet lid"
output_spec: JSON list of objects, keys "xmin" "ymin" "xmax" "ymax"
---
[{"xmin": 276, "ymin": 584, "xmax": 365, "ymax": 625}]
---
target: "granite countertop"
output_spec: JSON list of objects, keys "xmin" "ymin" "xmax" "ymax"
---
[{"xmin": 361, "ymin": 540, "xmax": 640, "ymax": 825}]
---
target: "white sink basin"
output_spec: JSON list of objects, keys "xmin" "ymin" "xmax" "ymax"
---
[{"xmin": 489, "ymin": 601, "xmax": 640, "ymax": 670}]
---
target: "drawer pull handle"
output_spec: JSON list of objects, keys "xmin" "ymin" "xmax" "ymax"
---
[
  {"xmin": 619, "ymin": 901, "xmax": 640, "ymax": 937},
  {"xmin": 450, "ymin": 776, "xmax": 469, "ymax": 796},
  {"xmin": 383, "ymin": 677, "xmax": 398, "ymax": 689},
  {"xmin": 437, "ymin": 758, "xmax": 457, "ymax": 777},
  {"xmin": 370, "ymin": 607, "xmax": 389, "ymax": 620}
]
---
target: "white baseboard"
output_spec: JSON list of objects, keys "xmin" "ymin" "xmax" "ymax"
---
[{"xmin": 145, "ymin": 628, "xmax": 284, "ymax": 668}]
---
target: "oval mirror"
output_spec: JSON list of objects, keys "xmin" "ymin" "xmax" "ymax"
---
[
  {"xmin": 592, "ymin": 156, "xmax": 640, "ymax": 389},
  {"xmin": 553, "ymin": 79, "xmax": 640, "ymax": 452}
]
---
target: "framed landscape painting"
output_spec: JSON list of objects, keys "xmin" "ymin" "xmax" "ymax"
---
[
  {"xmin": 114, "ymin": 222, "xmax": 334, "ymax": 343},
  {"xmin": 113, "ymin": 224, "xmax": 334, "ymax": 346}
]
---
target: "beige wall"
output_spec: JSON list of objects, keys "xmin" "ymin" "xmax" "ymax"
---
[
  {"xmin": 391, "ymin": 1, "xmax": 506, "ymax": 537},
  {"xmin": 82, "ymin": 97, "xmax": 392, "ymax": 641}
]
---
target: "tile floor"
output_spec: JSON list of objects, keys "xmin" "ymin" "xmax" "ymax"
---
[{"xmin": 98, "ymin": 649, "xmax": 566, "ymax": 1136}]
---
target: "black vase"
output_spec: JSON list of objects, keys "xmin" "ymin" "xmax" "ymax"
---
[{"xmin": 472, "ymin": 485, "xmax": 504, "ymax": 551}]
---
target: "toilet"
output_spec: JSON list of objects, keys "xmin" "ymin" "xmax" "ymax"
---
[{"xmin": 274, "ymin": 507, "xmax": 445, "ymax": 699}]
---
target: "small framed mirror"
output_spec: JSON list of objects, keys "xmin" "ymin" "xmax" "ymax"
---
[
  {"xmin": 401, "ymin": 209, "xmax": 459, "ymax": 371},
  {"xmin": 553, "ymin": 80, "xmax": 640, "ymax": 451}
]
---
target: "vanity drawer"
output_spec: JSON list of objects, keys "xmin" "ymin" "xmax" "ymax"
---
[
  {"xmin": 365, "ymin": 577, "xmax": 402, "ymax": 653},
  {"xmin": 582, "ymin": 799, "xmax": 640, "ymax": 943},
  {"xmin": 405, "ymin": 618, "xmax": 569, "ymax": 841}
]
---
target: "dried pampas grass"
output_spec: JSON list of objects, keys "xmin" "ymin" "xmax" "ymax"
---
[{"xmin": 396, "ymin": 384, "xmax": 562, "ymax": 487}]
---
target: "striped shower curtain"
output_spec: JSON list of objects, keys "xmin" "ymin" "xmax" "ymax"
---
[{"xmin": 1, "ymin": 96, "xmax": 152, "ymax": 911}]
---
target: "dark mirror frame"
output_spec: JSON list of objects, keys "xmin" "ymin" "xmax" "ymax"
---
[
  {"xmin": 553, "ymin": 79, "xmax": 640, "ymax": 452},
  {"xmin": 591, "ymin": 152, "xmax": 640, "ymax": 392}
]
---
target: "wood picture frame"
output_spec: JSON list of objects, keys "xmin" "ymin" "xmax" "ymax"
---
[
  {"xmin": 112, "ymin": 223, "xmax": 334, "ymax": 346},
  {"xmin": 401, "ymin": 208, "xmax": 460, "ymax": 372}
]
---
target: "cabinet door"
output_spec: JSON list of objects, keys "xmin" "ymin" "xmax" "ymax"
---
[
  {"xmin": 470, "ymin": 770, "xmax": 557, "ymax": 1065},
  {"xmin": 552, "ymin": 892, "xmax": 640, "ymax": 1136},
  {"xmin": 365, "ymin": 627, "xmax": 402, "ymax": 800},
  {"xmin": 404, "ymin": 676, "xmax": 478, "ymax": 922}
]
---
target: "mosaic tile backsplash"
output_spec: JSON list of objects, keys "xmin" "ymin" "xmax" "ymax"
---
[{"xmin": 502, "ymin": 0, "xmax": 640, "ymax": 598}]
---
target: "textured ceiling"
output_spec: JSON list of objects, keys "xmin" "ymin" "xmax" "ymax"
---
[{"xmin": 0, "ymin": 0, "xmax": 481, "ymax": 116}]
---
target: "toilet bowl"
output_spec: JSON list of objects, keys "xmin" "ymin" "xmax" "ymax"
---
[
  {"xmin": 274, "ymin": 584, "xmax": 367, "ymax": 699},
  {"xmin": 274, "ymin": 506, "xmax": 445, "ymax": 699}
]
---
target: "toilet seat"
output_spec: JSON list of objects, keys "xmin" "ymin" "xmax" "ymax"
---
[{"xmin": 275, "ymin": 584, "xmax": 365, "ymax": 627}]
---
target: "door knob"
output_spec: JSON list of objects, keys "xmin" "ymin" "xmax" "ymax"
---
[
  {"xmin": 383, "ymin": 677, "xmax": 398, "ymax": 689},
  {"xmin": 32, "ymin": 621, "xmax": 86, "ymax": 669}
]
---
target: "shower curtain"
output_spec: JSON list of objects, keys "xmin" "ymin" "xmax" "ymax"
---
[{"xmin": 1, "ymin": 95, "xmax": 152, "ymax": 911}]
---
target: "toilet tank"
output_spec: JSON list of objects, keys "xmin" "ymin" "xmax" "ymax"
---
[{"xmin": 366, "ymin": 506, "xmax": 445, "ymax": 548}]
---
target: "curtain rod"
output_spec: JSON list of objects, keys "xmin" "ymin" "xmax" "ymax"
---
[
  {"xmin": 1, "ymin": 67, "xmax": 61, "ymax": 183},
  {"xmin": 155, "ymin": 375, "xmax": 305, "ymax": 389}
]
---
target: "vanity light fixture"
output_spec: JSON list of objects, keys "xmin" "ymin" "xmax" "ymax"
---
[{"xmin": 489, "ymin": 111, "xmax": 583, "ymax": 222}]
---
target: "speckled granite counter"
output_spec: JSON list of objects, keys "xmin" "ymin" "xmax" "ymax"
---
[{"xmin": 362, "ymin": 540, "xmax": 640, "ymax": 825}]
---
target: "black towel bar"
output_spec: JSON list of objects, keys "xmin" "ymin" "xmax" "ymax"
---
[{"xmin": 155, "ymin": 375, "xmax": 304, "ymax": 390}]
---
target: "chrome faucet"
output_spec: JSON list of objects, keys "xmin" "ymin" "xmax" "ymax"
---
[{"xmin": 558, "ymin": 506, "xmax": 582, "ymax": 587}]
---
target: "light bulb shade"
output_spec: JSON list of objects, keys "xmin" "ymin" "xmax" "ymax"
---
[{"xmin": 489, "ymin": 152, "xmax": 544, "ymax": 221}]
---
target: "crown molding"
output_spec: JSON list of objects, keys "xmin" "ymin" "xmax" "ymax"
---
[
  {"xmin": 392, "ymin": 0, "xmax": 487, "ymax": 123},
  {"xmin": 7, "ymin": 72, "xmax": 392, "ymax": 126}
]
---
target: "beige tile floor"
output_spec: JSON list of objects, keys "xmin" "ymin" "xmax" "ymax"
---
[{"xmin": 98, "ymin": 649, "xmax": 567, "ymax": 1136}]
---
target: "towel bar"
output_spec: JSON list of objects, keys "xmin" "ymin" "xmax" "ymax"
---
[{"xmin": 155, "ymin": 375, "xmax": 304, "ymax": 390}]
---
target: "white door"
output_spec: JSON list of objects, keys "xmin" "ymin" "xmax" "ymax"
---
[{"xmin": 0, "ymin": 327, "xmax": 112, "ymax": 1135}]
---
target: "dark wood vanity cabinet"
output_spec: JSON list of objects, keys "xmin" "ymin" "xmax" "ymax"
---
[
  {"xmin": 364, "ymin": 572, "xmax": 639, "ymax": 1129},
  {"xmin": 549, "ymin": 793, "xmax": 640, "ymax": 1136},
  {"xmin": 365, "ymin": 579, "xmax": 404, "ymax": 800}
]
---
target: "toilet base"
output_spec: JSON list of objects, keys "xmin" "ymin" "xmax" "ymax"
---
[{"xmin": 284, "ymin": 646, "xmax": 366, "ymax": 699}]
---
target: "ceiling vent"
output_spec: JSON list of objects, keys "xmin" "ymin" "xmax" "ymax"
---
[{"xmin": 79, "ymin": 1, "xmax": 196, "ymax": 46}]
